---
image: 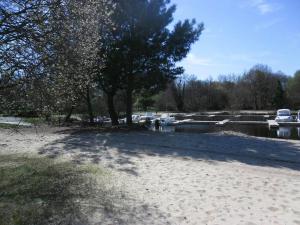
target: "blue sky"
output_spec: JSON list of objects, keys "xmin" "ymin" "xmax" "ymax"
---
[{"xmin": 172, "ymin": 0, "xmax": 300, "ymax": 80}]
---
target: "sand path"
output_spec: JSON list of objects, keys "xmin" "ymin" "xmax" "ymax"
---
[{"xmin": 1, "ymin": 128, "xmax": 300, "ymax": 224}]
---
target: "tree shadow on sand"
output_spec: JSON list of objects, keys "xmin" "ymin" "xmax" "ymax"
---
[
  {"xmin": 0, "ymin": 154, "xmax": 171, "ymax": 225},
  {"xmin": 38, "ymin": 130, "xmax": 300, "ymax": 174}
]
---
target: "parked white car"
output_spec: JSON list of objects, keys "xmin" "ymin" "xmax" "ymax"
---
[
  {"xmin": 275, "ymin": 109, "xmax": 293, "ymax": 122},
  {"xmin": 159, "ymin": 113, "xmax": 176, "ymax": 125},
  {"xmin": 297, "ymin": 111, "xmax": 300, "ymax": 122}
]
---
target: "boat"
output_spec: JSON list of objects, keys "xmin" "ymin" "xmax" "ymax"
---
[
  {"xmin": 277, "ymin": 127, "xmax": 291, "ymax": 138},
  {"xmin": 275, "ymin": 109, "xmax": 293, "ymax": 122},
  {"xmin": 119, "ymin": 114, "xmax": 141, "ymax": 124},
  {"xmin": 132, "ymin": 114, "xmax": 141, "ymax": 123},
  {"xmin": 138, "ymin": 112, "xmax": 157, "ymax": 125},
  {"xmin": 159, "ymin": 113, "xmax": 176, "ymax": 126},
  {"xmin": 140, "ymin": 112, "xmax": 155, "ymax": 121}
]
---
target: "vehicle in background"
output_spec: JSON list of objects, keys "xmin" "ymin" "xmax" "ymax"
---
[
  {"xmin": 275, "ymin": 109, "xmax": 293, "ymax": 122},
  {"xmin": 298, "ymin": 111, "xmax": 300, "ymax": 122},
  {"xmin": 159, "ymin": 113, "xmax": 176, "ymax": 125}
]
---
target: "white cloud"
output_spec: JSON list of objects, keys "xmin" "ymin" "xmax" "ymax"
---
[
  {"xmin": 243, "ymin": 0, "xmax": 281, "ymax": 15},
  {"xmin": 185, "ymin": 54, "xmax": 214, "ymax": 67},
  {"xmin": 256, "ymin": 1, "xmax": 273, "ymax": 14}
]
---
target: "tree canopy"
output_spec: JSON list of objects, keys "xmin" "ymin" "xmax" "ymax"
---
[{"xmin": 97, "ymin": 0, "xmax": 203, "ymax": 124}]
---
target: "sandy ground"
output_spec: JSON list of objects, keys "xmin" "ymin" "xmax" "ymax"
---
[{"xmin": 1, "ymin": 127, "xmax": 300, "ymax": 225}]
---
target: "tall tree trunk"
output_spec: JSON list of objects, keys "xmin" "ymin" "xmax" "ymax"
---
[
  {"xmin": 65, "ymin": 106, "xmax": 74, "ymax": 122},
  {"xmin": 86, "ymin": 87, "xmax": 94, "ymax": 124},
  {"xmin": 126, "ymin": 76, "xmax": 133, "ymax": 125},
  {"xmin": 107, "ymin": 93, "xmax": 119, "ymax": 126}
]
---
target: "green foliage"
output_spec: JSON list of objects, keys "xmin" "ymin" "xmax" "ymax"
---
[
  {"xmin": 272, "ymin": 80, "xmax": 286, "ymax": 108},
  {"xmin": 0, "ymin": 124, "xmax": 20, "ymax": 129},
  {"xmin": 97, "ymin": 0, "xmax": 203, "ymax": 123},
  {"xmin": 1, "ymin": 0, "xmax": 203, "ymax": 122},
  {"xmin": 135, "ymin": 92, "xmax": 156, "ymax": 111}
]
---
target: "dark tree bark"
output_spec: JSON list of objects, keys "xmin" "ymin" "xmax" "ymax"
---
[
  {"xmin": 86, "ymin": 87, "xmax": 94, "ymax": 124},
  {"xmin": 126, "ymin": 74, "xmax": 134, "ymax": 125},
  {"xmin": 65, "ymin": 106, "xmax": 74, "ymax": 122},
  {"xmin": 107, "ymin": 93, "xmax": 119, "ymax": 125}
]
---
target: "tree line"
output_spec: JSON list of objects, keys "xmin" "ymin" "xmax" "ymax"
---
[
  {"xmin": 0, "ymin": 0, "xmax": 203, "ymax": 125},
  {"xmin": 155, "ymin": 65, "xmax": 300, "ymax": 112}
]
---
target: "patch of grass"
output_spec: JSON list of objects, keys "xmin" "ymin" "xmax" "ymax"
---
[
  {"xmin": 0, "ymin": 155, "xmax": 119, "ymax": 225},
  {"xmin": 0, "ymin": 123, "xmax": 20, "ymax": 129},
  {"xmin": 22, "ymin": 117, "xmax": 45, "ymax": 125}
]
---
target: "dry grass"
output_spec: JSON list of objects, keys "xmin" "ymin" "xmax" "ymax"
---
[{"xmin": 0, "ymin": 155, "xmax": 121, "ymax": 225}]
